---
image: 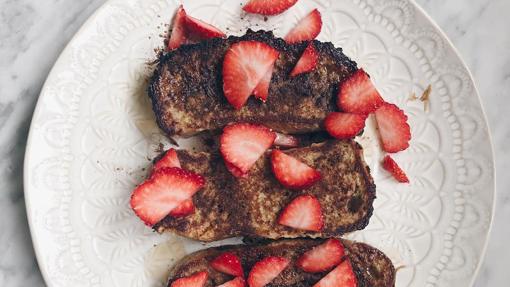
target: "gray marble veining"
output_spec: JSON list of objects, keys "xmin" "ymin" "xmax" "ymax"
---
[{"xmin": 0, "ymin": 0, "xmax": 508, "ymax": 286}]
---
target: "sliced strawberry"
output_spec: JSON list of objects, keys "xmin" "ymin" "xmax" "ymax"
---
[
  {"xmin": 225, "ymin": 161, "xmax": 249, "ymax": 178},
  {"xmin": 375, "ymin": 103, "xmax": 411, "ymax": 153},
  {"xmin": 185, "ymin": 15, "xmax": 226, "ymax": 39},
  {"xmin": 273, "ymin": 132, "xmax": 299, "ymax": 148},
  {"xmin": 168, "ymin": 5, "xmax": 188, "ymax": 50},
  {"xmin": 285, "ymin": 9, "xmax": 322, "ymax": 44},
  {"xmin": 153, "ymin": 148, "xmax": 181, "ymax": 171},
  {"xmin": 337, "ymin": 69, "xmax": 384, "ymax": 114},
  {"xmin": 223, "ymin": 41, "xmax": 279, "ymax": 109},
  {"xmin": 253, "ymin": 63, "xmax": 274, "ymax": 102},
  {"xmin": 218, "ymin": 277, "xmax": 246, "ymax": 287},
  {"xmin": 220, "ymin": 123, "xmax": 276, "ymax": 174},
  {"xmin": 290, "ymin": 42, "xmax": 319, "ymax": 77},
  {"xmin": 278, "ymin": 195, "xmax": 324, "ymax": 231},
  {"xmin": 130, "ymin": 167, "xmax": 205, "ymax": 226},
  {"xmin": 168, "ymin": 198, "xmax": 195, "ymax": 217},
  {"xmin": 382, "ymin": 155, "xmax": 410, "ymax": 183},
  {"xmin": 297, "ymin": 239, "xmax": 345, "ymax": 273},
  {"xmin": 247, "ymin": 256, "xmax": 290, "ymax": 287},
  {"xmin": 243, "ymin": 0, "xmax": 298, "ymax": 15},
  {"xmin": 324, "ymin": 112, "xmax": 367, "ymax": 139},
  {"xmin": 170, "ymin": 271, "xmax": 208, "ymax": 287},
  {"xmin": 313, "ymin": 260, "xmax": 357, "ymax": 287},
  {"xmin": 271, "ymin": 150, "xmax": 321, "ymax": 189},
  {"xmin": 210, "ymin": 252, "xmax": 244, "ymax": 278}
]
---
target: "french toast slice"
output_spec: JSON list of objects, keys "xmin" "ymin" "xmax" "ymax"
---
[
  {"xmin": 153, "ymin": 140, "xmax": 375, "ymax": 241},
  {"xmin": 167, "ymin": 238, "xmax": 395, "ymax": 287},
  {"xmin": 148, "ymin": 30, "xmax": 357, "ymax": 137}
]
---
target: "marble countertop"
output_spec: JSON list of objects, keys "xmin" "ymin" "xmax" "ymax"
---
[{"xmin": 0, "ymin": 0, "xmax": 508, "ymax": 286}]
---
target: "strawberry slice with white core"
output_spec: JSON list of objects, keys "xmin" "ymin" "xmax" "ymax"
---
[
  {"xmin": 220, "ymin": 123, "xmax": 276, "ymax": 174},
  {"xmin": 168, "ymin": 198, "xmax": 195, "ymax": 217},
  {"xmin": 273, "ymin": 132, "xmax": 299, "ymax": 148},
  {"xmin": 313, "ymin": 260, "xmax": 357, "ymax": 287},
  {"xmin": 170, "ymin": 271, "xmax": 208, "ymax": 287},
  {"xmin": 130, "ymin": 167, "xmax": 205, "ymax": 226},
  {"xmin": 271, "ymin": 150, "xmax": 321, "ymax": 189},
  {"xmin": 337, "ymin": 69, "xmax": 384, "ymax": 114},
  {"xmin": 185, "ymin": 15, "xmax": 226, "ymax": 39},
  {"xmin": 290, "ymin": 42, "xmax": 319, "ymax": 77},
  {"xmin": 382, "ymin": 155, "xmax": 410, "ymax": 183},
  {"xmin": 218, "ymin": 277, "xmax": 246, "ymax": 287},
  {"xmin": 243, "ymin": 0, "xmax": 298, "ymax": 15},
  {"xmin": 278, "ymin": 195, "xmax": 324, "ymax": 231},
  {"xmin": 324, "ymin": 112, "xmax": 367, "ymax": 139},
  {"xmin": 253, "ymin": 63, "xmax": 274, "ymax": 102},
  {"xmin": 168, "ymin": 5, "xmax": 187, "ymax": 50},
  {"xmin": 375, "ymin": 103, "xmax": 411, "ymax": 153},
  {"xmin": 223, "ymin": 41, "xmax": 280, "ymax": 109},
  {"xmin": 153, "ymin": 148, "xmax": 181, "ymax": 171},
  {"xmin": 297, "ymin": 239, "xmax": 345, "ymax": 273},
  {"xmin": 285, "ymin": 9, "xmax": 322, "ymax": 44},
  {"xmin": 247, "ymin": 256, "xmax": 290, "ymax": 287},
  {"xmin": 210, "ymin": 252, "xmax": 244, "ymax": 278}
]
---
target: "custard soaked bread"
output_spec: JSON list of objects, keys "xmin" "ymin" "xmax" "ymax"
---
[
  {"xmin": 148, "ymin": 30, "xmax": 357, "ymax": 137},
  {"xmin": 167, "ymin": 239, "xmax": 395, "ymax": 287},
  {"xmin": 153, "ymin": 140, "xmax": 375, "ymax": 241}
]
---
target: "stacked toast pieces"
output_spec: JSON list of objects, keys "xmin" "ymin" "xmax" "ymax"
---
[{"xmin": 128, "ymin": 1, "xmax": 417, "ymax": 286}]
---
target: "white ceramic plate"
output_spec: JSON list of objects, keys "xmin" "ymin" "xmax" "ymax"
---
[{"xmin": 24, "ymin": 0, "xmax": 495, "ymax": 286}]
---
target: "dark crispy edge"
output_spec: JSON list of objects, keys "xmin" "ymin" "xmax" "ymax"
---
[
  {"xmin": 167, "ymin": 239, "xmax": 396, "ymax": 287},
  {"xmin": 147, "ymin": 29, "xmax": 358, "ymax": 137}
]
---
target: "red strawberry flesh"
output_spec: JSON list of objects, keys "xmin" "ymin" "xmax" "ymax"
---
[
  {"xmin": 168, "ymin": 5, "xmax": 187, "ymax": 50},
  {"xmin": 285, "ymin": 9, "xmax": 322, "ymax": 44},
  {"xmin": 243, "ymin": 0, "xmax": 298, "ymax": 15},
  {"xmin": 253, "ymin": 63, "xmax": 274, "ymax": 102},
  {"xmin": 220, "ymin": 123, "xmax": 276, "ymax": 174},
  {"xmin": 130, "ymin": 167, "xmax": 205, "ymax": 226},
  {"xmin": 210, "ymin": 252, "xmax": 244, "ymax": 277},
  {"xmin": 153, "ymin": 148, "xmax": 181, "ymax": 171},
  {"xmin": 382, "ymin": 155, "xmax": 410, "ymax": 183},
  {"xmin": 185, "ymin": 15, "xmax": 225, "ymax": 39},
  {"xmin": 297, "ymin": 239, "xmax": 345, "ymax": 273},
  {"xmin": 324, "ymin": 112, "xmax": 367, "ymax": 140},
  {"xmin": 271, "ymin": 150, "xmax": 321, "ymax": 189},
  {"xmin": 313, "ymin": 259, "xmax": 357, "ymax": 287},
  {"xmin": 337, "ymin": 69, "xmax": 384, "ymax": 114},
  {"xmin": 278, "ymin": 195, "xmax": 324, "ymax": 231},
  {"xmin": 375, "ymin": 103, "xmax": 411, "ymax": 153},
  {"xmin": 218, "ymin": 277, "xmax": 246, "ymax": 287},
  {"xmin": 247, "ymin": 256, "xmax": 289, "ymax": 287},
  {"xmin": 290, "ymin": 42, "xmax": 319, "ymax": 77},
  {"xmin": 223, "ymin": 41, "xmax": 280, "ymax": 109},
  {"xmin": 170, "ymin": 271, "xmax": 208, "ymax": 287}
]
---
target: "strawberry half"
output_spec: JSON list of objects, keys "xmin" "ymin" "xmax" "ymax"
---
[
  {"xmin": 375, "ymin": 103, "xmax": 411, "ymax": 153},
  {"xmin": 218, "ymin": 277, "xmax": 246, "ymax": 287},
  {"xmin": 290, "ymin": 42, "xmax": 319, "ymax": 77},
  {"xmin": 210, "ymin": 252, "xmax": 244, "ymax": 278},
  {"xmin": 297, "ymin": 239, "xmax": 345, "ymax": 273},
  {"xmin": 382, "ymin": 155, "xmax": 410, "ymax": 183},
  {"xmin": 170, "ymin": 271, "xmax": 208, "ymax": 287},
  {"xmin": 247, "ymin": 256, "xmax": 290, "ymax": 287},
  {"xmin": 337, "ymin": 69, "xmax": 384, "ymax": 114},
  {"xmin": 243, "ymin": 0, "xmax": 298, "ymax": 15},
  {"xmin": 324, "ymin": 112, "xmax": 367, "ymax": 139},
  {"xmin": 223, "ymin": 41, "xmax": 280, "ymax": 109},
  {"xmin": 185, "ymin": 15, "xmax": 226, "ymax": 39},
  {"xmin": 130, "ymin": 167, "xmax": 205, "ymax": 226},
  {"xmin": 278, "ymin": 195, "xmax": 324, "ymax": 231},
  {"xmin": 313, "ymin": 260, "xmax": 357, "ymax": 287},
  {"xmin": 220, "ymin": 123, "xmax": 276, "ymax": 174},
  {"xmin": 168, "ymin": 5, "xmax": 188, "ymax": 50},
  {"xmin": 271, "ymin": 150, "xmax": 321, "ymax": 189},
  {"xmin": 253, "ymin": 63, "xmax": 274, "ymax": 102},
  {"xmin": 285, "ymin": 9, "xmax": 322, "ymax": 44},
  {"xmin": 153, "ymin": 148, "xmax": 181, "ymax": 171},
  {"xmin": 273, "ymin": 132, "xmax": 299, "ymax": 148}
]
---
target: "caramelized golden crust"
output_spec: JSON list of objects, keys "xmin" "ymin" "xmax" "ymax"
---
[
  {"xmin": 167, "ymin": 239, "xmax": 395, "ymax": 287},
  {"xmin": 153, "ymin": 140, "xmax": 375, "ymax": 242}
]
